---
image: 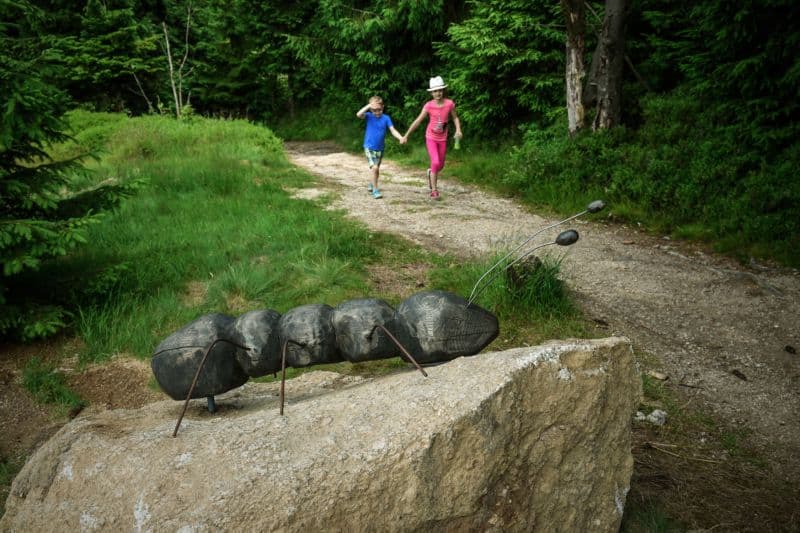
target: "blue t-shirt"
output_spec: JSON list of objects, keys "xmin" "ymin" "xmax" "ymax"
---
[{"xmin": 363, "ymin": 112, "xmax": 394, "ymax": 151}]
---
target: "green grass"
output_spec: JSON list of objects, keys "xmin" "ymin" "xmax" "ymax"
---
[
  {"xmin": 0, "ymin": 456, "xmax": 24, "ymax": 517},
  {"xmin": 24, "ymin": 112, "xmax": 377, "ymax": 362},
  {"xmin": 428, "ymin": 252, "xmax": 590, "ymax": 346},
  {"xmin": 620, "ymin": 506, "xmax": 686, "ymax": 533},
  {"xmin": 21, "ymin": 357, "xmax": 84, "ymax": 414},
  {"xmin": 29, "ymin": 111, "xmax": 590, "ymax": 366}
]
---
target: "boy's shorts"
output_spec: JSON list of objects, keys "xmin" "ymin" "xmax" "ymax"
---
[{"xmin": 364, "ymin": 148, "xmax": 383, "ymax": 168}]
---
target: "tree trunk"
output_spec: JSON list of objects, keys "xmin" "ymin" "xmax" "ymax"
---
[
  {"xmin": 583, "ymin": 44, "xmax": 600, "ymax": 108},
  {"xmin": 162, "ymin": 21, "xmax": 181, "ymax": 119},
  {"xmin": 131, "ymin": 72, "xmax": 155, "ymax": 114},
  {"xmin": 286, "ymin": 72, "xmax": 295, "ymax": 120},
  {"xmin": 561, "ymin": 0, "xmax": 586, "ymax": 136},
  {"xmin": 592, "ymin": 0, "xmax": 628, "ymax": 130}
]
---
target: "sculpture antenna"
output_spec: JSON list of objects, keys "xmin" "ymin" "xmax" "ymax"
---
[{"xmin": 466, "ymin": 200, "xmax": 604, "ymax": 305}]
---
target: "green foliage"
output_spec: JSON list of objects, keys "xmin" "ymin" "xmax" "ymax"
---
[
  {"xmin": 436, "ymin": 0, "xmax": 565, "ymax": 133},
  {"xmin": 285, "ymin": 0, "xmax": 459, "ymax": 125},
  {"xmin": 506, "ymin": 92, "xmax": 800, "ymax": 265},
  {"xmin": 188, "ymin": 1, "xmax": 316, "ymax": 121},
  {"xmin": 1, "ymin": 4, "xmax": 141, "ymax": 340},
  {"xmin": 632, "ymin": 0, "xmax": 800, "ymax": 158},
  {"xmin": 22, "ymin": 356, "xmax": 85, "ymax": 411},
  {"xmin": 56, "ymin": 0, "xmax": 163, "ymax": 112},
  {"xmin": 17, "ymin": 0, "xmax": 164, "ymax": 114},
  {"xmin": 1, "ymin": 304, "xmax": 70, "ymax": 341},
  {"xmin": 676, "ymin": 1, "xmax": 800, "ymax": 155},
  {"xmin": 502, "ymin": 122, "xmax": 614, "ymax": 213}
]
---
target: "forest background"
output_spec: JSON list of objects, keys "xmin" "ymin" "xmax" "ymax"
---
[
  {"xmin": 2, "ymin": 1, "xmax": 800, "ymax": 529},
  {"xmin": 2, "ymin": 0, "xmax": 799, "ymax": 335}
]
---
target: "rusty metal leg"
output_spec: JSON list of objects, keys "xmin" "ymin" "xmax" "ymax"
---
[
  {"xmin": 171, "ymin": 339, "xmax": 250, "ymax": 437},
  {"xmin": 372, "ymin": 325, "xmax": 428, "ymax": 377},
  {"xmin": 206, "ymin": 395, "xmax": 216, "ymax": 413},
  {"xmin": 280, "ymin": 339, "xmax": 288, "ymax": 416},
  {"xmin": 173, "ymin": 339, "xmax": 219, "ymax": 438}
]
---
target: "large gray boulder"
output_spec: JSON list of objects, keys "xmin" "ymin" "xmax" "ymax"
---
[{"xmin": 2, "ymin": 337, "xmax": 639, "ymax": 532}]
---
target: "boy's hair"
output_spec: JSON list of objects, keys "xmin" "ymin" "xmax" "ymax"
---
[{"xmin": 369, "ymin": 95, "xmax": 383, "ymax": 107}]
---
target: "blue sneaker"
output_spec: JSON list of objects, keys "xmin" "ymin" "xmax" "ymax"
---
[
  {"xmin": 372, "ymin": 188, "xmax": 383, "ymax": 199},
  {"xmin": 368, "ymin": 183, "xmax": 374, "ymax": 192}
]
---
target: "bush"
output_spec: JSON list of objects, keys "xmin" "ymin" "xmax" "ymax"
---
[{"xmin": 508, "ymin": 92, "xmax": 800, "ymax": 266}]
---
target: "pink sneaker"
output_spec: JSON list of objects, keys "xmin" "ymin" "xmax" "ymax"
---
[{"xmin": 430, "ymin": 190, "xmax": 440, "ymax": 200}]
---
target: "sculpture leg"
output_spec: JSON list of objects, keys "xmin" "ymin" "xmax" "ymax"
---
[
  {"xmin": 173, "ymin": 339, "xmax": 218, "ymax": 438},
  {"xmin": 206, "ymin": 395, "xmax": 217, "ymax": 413},
  {"xmin": 280, "ymin": 340, "xmax": 288, "ymax": 416},
  {"xmin": 372, "ymin": 324, "xmax": 428, "ymax": 377}
]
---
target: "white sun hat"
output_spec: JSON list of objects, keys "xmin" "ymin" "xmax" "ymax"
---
[{"xmin": 427, "ymin": 76, "xmax": 447, "ymax": 91}]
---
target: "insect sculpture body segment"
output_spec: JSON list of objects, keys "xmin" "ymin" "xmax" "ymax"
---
[{"xmin": 151, "ymin": 290, "xmax": 499, "ymax": 401}]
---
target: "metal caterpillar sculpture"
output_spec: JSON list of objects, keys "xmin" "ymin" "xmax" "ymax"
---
[{"xmin": 152, "ymin": 201, "xmax": 605, "ymax": 435}]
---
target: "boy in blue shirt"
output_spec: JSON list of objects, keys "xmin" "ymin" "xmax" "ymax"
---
[{"xmin": 356, "ymin": 96, "xmax": 405, "ymax": 199}]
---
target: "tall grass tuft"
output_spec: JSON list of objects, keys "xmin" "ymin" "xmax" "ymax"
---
[
  {"xmin": 0, "ymin": 456, "xmax": 24, "ymax": 516},
  {"xmin": 22, "ymin": 357, "xmax": 85, "ymax": 413},
  {"xmin": 428, "ymin": 251, "xmax": 588, "ymax": 345},
  {"xmin": 468, "ymin": 253, "xmax": 578, "ymax": 319}
]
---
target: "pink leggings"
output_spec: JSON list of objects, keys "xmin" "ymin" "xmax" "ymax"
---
[{"xmin": 426, "ymin": 138, "xmax": 448, "ymax": 174}]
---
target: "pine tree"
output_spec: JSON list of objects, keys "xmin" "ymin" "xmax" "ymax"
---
[{"xmin": 1, "ymin": 1, "xmax": 138, "ymax": 339}]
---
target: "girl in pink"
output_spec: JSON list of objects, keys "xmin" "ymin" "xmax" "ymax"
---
[{"xmin": 403, "ymin": 76, "xmax": 462, "ymax": 200}]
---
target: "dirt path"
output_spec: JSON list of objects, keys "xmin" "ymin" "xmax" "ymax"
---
[{"xmin": 285, "ymin": 141, "xmax": 800, "ymax": 482}]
